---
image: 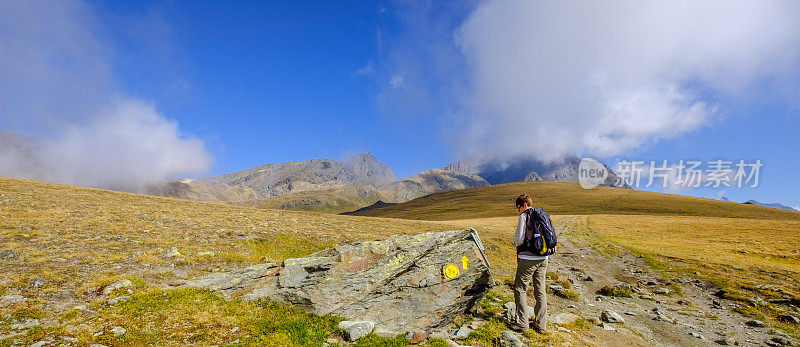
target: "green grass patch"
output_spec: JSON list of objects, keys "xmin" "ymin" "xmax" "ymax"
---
[
  {"xmin": 596, "ymin": 285, "xmax": 631, "ymax": 298},
  {"xmin": 354, "ymin": 333, "xmax": 409, "ymax": 346},
  {"xmin": 464, "ymin": 319, "xmax": 506, "ymax": 346},
  {"xmin": 54, "ymin": 288, "xmax": 346, "ymax": 346},
  {"xmin": 243, "ymin": 232, "xmax": 333, "ymax": 262}
]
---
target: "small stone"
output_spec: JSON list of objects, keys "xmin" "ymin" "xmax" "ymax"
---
[
  {"xmin": 110, "ymin": 326, "xmax": 126, "ymax": 336},
  {"xmin": 30, "ymin": 340, "xmax": 52, "ymax": 347},
  {"xmin": 499, "ymin": 330, "xmax": 524, "ymax": 347},
  {"xmin": 102, "ymin": 279, "xmax": 133, "ymax": 295},
  {"xmin": 408, "ymin": 330, "xmax": 426, "ymax": 344},
  {"xmin": 601, "ymin": 322, "xmax": 616, "ymax": 331},
  {"xmin": 557, "ymin": 326, "xmax": 574, "ymax": 333},
  {"xmin": 230, "ymin": 326, "xmax": 239, "ymax": 333},
  {"xmin": 0, "ymin": 294, "xmax": 24, "ymax": 306},
  {"xmin": 551, "ymin": 313, "xmax": 581, "ymax": 326},
  {"xmin": 746, "ymin": 319, "xmax": 766, "ymax": 327},
  {"xmin": 451, "ymin": 325, "xmax": 471, "ymax": 339},
  {"xmin": 10, "ymin": 319, "xmax": 40, "ymax": 330},
  {"xmin": 715, "ymin": 337, "xmax": 735, "ymax": 345},
  {"xmin": 601, "ymin": 310, "xmax": 624, "ymax": 324},
  {"xmin": 689, "ymin": 332, "xmax": 706, "ymax": 340},
  {"xmin": 769, "ymin": 337, "xmax": 792, "ymax": 346},
  {"xmin": 639, "ymin": 294, "xmax": 654, "ymax": 301},
  {"xmin": 777, "ymin": 315, "xmax": 799, "ymax": 324},
  {"xmin": 59, "ymin": 336, "xmax": 79, "ymax": 343},
  {"xmin": 168, "ymin": 279, "xmax": 186, "ymax": 287},
  {"xmin": 653, "ymin": 287, "xmax": 670, "ymax": 295},
  {"xmin": 325, "ymin": 338, "xmax": 338, "ymax": 345},
  {"xmin": 430, "ymin": 330, "xmax": 449, "ymax": 340},
  {"xmin": 108, "ymin": 296, "xmax": 131, "ymax": 305},
  {"xmin": 338, "ymin": 321, "xmax": 374, "ymax": 342},
  {"xmin": 32, "ymin": 277, "xmax": 46, "ymax": 288},
  {"xmin": 624, "ymin": 312, "xmax": 636, "ymax": 316},
  {"xmin": 166, "ymin": 247, "xmax": 181, "ymax": 258}
]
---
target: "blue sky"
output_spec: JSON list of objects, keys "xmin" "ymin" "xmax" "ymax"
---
[
  {"xmin": 102, "ymin": 1, "xmax": 454, "ymax": 177},
  {"xmin": 1, "ymin": 1, "xmax": 798, "ymax": 207}
]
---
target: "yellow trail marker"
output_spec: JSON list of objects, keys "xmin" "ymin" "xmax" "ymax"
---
[
  {"xmin": 444, "ymin": 264, "xmax": 459, "ymax": 279},
  {"xmin": 461, "ymin": 256, "xmax": 469, "ymax": 269}
]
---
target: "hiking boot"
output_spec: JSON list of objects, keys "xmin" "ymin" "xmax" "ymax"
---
[
  {"xmin": 508, "ymin": 323, "xmax": 528, "ymax": 333},
  {"xmin": 529, "ymin": 323, "xmax": 545, "ymax": 333}
]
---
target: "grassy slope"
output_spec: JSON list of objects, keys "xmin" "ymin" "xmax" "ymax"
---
[
  {"xmin": 351, "ymin": 181, "xmax": 800, "ymax": 221},
  {"xmin": 0, "ymin": 177, "xmax": 465, "ymax": 346},
  {"xmin": 3, "ymin": 177, "xmax": 798, "ymax": 345},
  {"xmin": 238, "ymin": 186, "xmax": 382, "ymax": 214},
  {"xmin": 356, "ymin": 180, "xmax": 800, "ymax": 338}
]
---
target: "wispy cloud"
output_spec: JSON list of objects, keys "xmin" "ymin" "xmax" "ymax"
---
[
  {"xmin": 377, "ymin": 0, "xmax": 800, "ymax": 163},
  {"xmin": 0, "ymin": 0, "xmax": 211, "ymax": 192}
]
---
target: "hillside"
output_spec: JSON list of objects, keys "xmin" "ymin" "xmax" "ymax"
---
[
  {"xmin": 150, "ymin": 153, "xmax": 396, "ymax": 201},
  {"xmin": 377, "ymin": 168, "xmax": 489, "ymax": 203},
  {"xmin": 3, "ymin": 177, "xmax": 798, "ymax": 346},
  {"xmin": 239, "ymin": 185, "xmax": 384, "ymax": 214},
  {"xmin": 351, "ymin": 181, "xmax": 800, "ymax": 221}
]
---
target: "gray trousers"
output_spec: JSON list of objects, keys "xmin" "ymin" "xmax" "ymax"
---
[{"xmin": 514, "ymin": 257, "xmax": 548, "ymax": 330}]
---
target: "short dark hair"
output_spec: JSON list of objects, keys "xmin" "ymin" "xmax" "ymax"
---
[{"xmin": 516, "ymin": 194, "xmax": 532, "ymax": 208}]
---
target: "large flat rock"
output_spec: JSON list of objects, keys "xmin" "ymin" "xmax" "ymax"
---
[{"xmin": 185, "ymin": 229, "xmax": 493, "ymax": 332}]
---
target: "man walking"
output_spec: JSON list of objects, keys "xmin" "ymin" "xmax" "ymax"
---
[{"xmin": 509, "ymin": 194, "xmax": 548, "ymax": 333}]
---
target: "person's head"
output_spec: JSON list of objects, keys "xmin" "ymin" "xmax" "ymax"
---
[{"xmin": 516, "ymin": 194, "xmax": 532, "ymax": 213}]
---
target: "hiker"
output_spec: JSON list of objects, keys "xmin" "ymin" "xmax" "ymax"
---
[{"xmin": 509, "ymin": 194, "xmax": 548, "ymax": 333}]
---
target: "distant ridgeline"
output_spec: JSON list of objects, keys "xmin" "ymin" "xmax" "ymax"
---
[{"xmin": 148, "ymin": 153, "xmax": 629, "ymax": 214}]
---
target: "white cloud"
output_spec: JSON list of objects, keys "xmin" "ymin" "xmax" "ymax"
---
[
  {"xmin": 389, "ymin": 73, "xmax": 408, "ymax": 89},
  {"xmin": 0, "ymin": 0, "xmax": 211, "ymax": 192},
  {"xmin": 382, "ymin": 0, "xmax": 800, "ymax": 163}
]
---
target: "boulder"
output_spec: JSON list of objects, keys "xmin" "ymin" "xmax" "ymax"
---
[
  {"xmin": 601, "ymin": 310, "xmax": 624, "ymax": 324},
  {"xmin": 185, "ymin": 229, "xmax": 493, "ymax": 332},
  {"xmin": 110, "ymin": 326, "xmax": 126, "ymax": 336},
  {"xmin": 338, "ymin": 321, "xmax": 374, "ymax": 341},
  {"xmin": 451, "ymin": 325, "xmax": 471, "ymax": 339},
  {"xmin": 500, "ymin": 330, "xmax": 524, "ymax": 347},
  {"xmin": 715, "ymin": 337, "xmax": 736, "ymax": 345},
  {"xmin": 551, "ymin": 312, "xmax": 581, "ymax": 326},
  {"xmin": 102, "ymin": 279, "xmax": 133, "ymax": 295}
]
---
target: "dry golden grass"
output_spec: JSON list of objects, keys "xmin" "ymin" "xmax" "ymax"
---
[
  {"xmin": 3, "ymin": 176, "xmax": 799, "ymax": 345},
  {"xmin": 586, "ymin": 215, "xmax": 800, "ymax": 275},
  {"xmin": 352, "ymin": 181, "xmax": 800, "ymax": 221},
  {"xmin": 238, "ymin": 186, "xmax": 382, "ymax": 214},
  {"xmin": 569, "ymin": 214, "xmax": 800, "ymax": 337}
]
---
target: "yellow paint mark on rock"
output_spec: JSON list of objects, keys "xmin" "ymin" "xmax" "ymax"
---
[
  {"xmin": 461, "ymin": 256, "xmax": 469, "ymax": 269},
  {"xmin": 444, "ymin": 264, "xmax": 459, "ymax": 279}
]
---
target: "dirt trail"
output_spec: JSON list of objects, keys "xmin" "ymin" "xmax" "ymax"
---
[{"xmin": 540, "ymin": 215, "xmax": 794, "ymax": 346}]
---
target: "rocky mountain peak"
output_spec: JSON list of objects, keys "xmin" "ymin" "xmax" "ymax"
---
[{"xmin": 343, "ymin": 152, "xmax": 397, "ymax": 185}]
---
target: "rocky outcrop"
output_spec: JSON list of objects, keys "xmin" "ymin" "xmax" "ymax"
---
[
  {"xmin": 156, "ymin": 153, "xmax": 398, "ymax": 201},
  {"xmin": 185, "ymin": 229, "xmax": 493, "ymax": 333},
  {"xmin": 378, "ymin": 169, "xmax": 489, "ymax": 203}
]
